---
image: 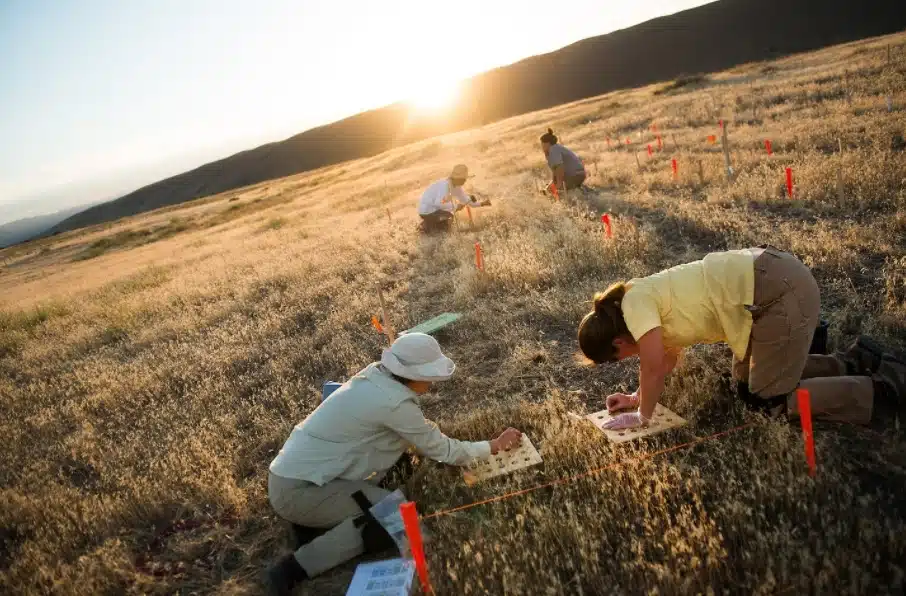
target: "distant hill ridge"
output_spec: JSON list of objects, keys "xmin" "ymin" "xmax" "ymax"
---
[
  {"xmin": 47, "ymin": 0, "xmax": 906, "ymax": 236},
  {"xmin": 0, "ymin": 204, "xmax": 100, "ymax": 248}
]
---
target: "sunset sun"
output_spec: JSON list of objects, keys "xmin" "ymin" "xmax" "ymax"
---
[{"xmin": 406, "ymin": 78, "xmax": 462, "ymax": 111}]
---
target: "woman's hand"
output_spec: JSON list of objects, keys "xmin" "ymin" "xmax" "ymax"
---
[
  {"xmin": 602, "ymin": 412, "xmax": 648, "ymax": 430},
  {"xmin": 490, "ymin": 427, "xmax": 522, "ymax": 454},
  {"xmin": 606, "ymin": 392, "xmax": 639, "ymax": 412}
]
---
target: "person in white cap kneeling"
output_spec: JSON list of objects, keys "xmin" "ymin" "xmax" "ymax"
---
[
  {"xmin": 417, "ymin": 164, "xmax": 490, "ymax": 233},
  {"xmin": 266, "ymin": 332, "xmax": 522, "ymax": 594}
]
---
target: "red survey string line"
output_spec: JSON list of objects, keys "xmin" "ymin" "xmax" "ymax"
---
[{"xmin": 422, "ymin": 422, "xmax": 759, "ymax": 520}]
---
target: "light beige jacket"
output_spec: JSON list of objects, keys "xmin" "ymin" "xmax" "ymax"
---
[{"xmin": 269, "ymin": 363, "xmax": 491, "ymax": 485}]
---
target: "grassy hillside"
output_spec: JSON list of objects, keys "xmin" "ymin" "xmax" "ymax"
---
[
  {"xmin": 46, "ymin": 0, "xmax": 906, "ymax": 237},
  {"xmin": 2, "ymin": 32, "xmax": 906, "ymax": 595}
]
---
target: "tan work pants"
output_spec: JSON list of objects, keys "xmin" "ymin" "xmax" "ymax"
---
[
  {"xmin": 268, "ymin": 472, "xmax": 392, "ymax": 578},
  {"xmin": 732, "ymin": 247, "xmax": 874, "ymax": 424}
]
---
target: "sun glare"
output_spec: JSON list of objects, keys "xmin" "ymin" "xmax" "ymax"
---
[{"xmin": 407, "ymin": 78, "xmax": 462, "ymax": 111}]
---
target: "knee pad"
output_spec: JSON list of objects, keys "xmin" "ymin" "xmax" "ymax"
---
[
  {"xmin": 351, "ymin": 491, "xmax": 397, "ymax": 554},
  {"xmin": 291, "ymin": 524, "xmax": 328, "ymax": 549},
  {"xmin": 737, "ymin": 381, "xmax": 788, "ymax": 417}
]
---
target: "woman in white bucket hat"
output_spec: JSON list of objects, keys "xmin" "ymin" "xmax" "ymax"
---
[
  {"xmin": 416, "ymin": 164, "xmax": 490, "ymax": 233},
  {"xmin": 266, "ymin": 333, "xmax": 522, "ymax": 594}
]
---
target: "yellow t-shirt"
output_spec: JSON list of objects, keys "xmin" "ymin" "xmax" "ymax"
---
[{"xmin": 621, "ymin": 249, "xmax": 756, "ymax": 360}]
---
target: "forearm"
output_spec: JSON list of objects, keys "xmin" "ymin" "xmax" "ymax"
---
[
  {"xmin": 637, "ymin": 363, "xmax": 666, "ymax": 420},
  {"xmin": 389, "ymin": 405, "xmax": 491, "ymax": 464},
  {"xmin": 663, "ymin": 349, "xmax": 680, "ymax": 375}
]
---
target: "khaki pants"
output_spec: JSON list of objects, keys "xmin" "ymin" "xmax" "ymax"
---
[
  {"xmin": 268, "ymin": 472, "xmax": 391, "ymax": 578},
  {"xmin": 732, "ymin": 247, "xmax": 874, "ymax": 424},
  {"xmin": 566, "ymin": 172, "xmax": 586, "ymax": 190}
]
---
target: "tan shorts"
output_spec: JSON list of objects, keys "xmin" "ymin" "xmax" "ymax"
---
[{"xmin": 733, "ymin": 246, "xmax": 821, "ymax": 397}]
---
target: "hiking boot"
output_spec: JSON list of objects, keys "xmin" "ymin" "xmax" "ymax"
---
[
  {"xmin": 839, "ymin": 336, "xmax": 887, "ymax": 376},
  {"xmin": 872, "ymin": 354, "xmax": 906, "ymax": 421},
  {"xmin": 265, "ymin": 554, "xmax": 308, "ymax": 596}
]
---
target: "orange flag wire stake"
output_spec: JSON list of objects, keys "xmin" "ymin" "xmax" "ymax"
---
[
  {"xmin": 465, "ymin": 205, "xmax": 474, "ymax": 226},
  {"xmin": 370, "ymin": 315, "xmax": 384, "ymax": 334},
  {"xmin": 548, "ymin": 182, "xmax": 560, "ymax": 200},
  {"xmin": 671, "ymin": 158, "xmax": 678, "ymax": 180},
  {"xmin": 786, "ymin": 167, "xmax": 794, "ymax": 198},
  {"xmin": 601, "ymin": 213, "xmax": 613, "ymax": 239},
  {"xmin": 376, "ymin": 286, "xmax": 396, "ymax": 344},
  {"xmin": 657, "ymin": 135, "xmax": 663, "ymax": 151},
  {"xmin": 474, "ymin": 242, "xmax": 485, "ymax": 271},
  {"xmin": 764, "ymin": 139, "xmax": 773, "ymax": 156},
  {"xmin": 796, "ymin": 388, "xmax": 817, "ymax": 476},
  {"xmin": 647, "ymin": 144, "xmax": 652, "ymax": 157},
  {"xmin": 399, "ymin": 502, "xmax": 433, "ymax": 595}
]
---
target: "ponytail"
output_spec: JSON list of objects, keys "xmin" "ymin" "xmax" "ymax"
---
[
  {"xmin": 540, "ymin": 128, "xmax": 558, "ymax": 145},
  {"xmin": 578, "ymin": 282, "xmax": 631, "ymax": 363}
]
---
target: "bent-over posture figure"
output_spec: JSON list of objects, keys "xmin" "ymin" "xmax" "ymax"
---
[
  {"xmin": 266, "ymin": 333, "xmax": 522, "ymax": 594},
  {"xmin": 540, "ymin": 128, "xmax": 586, "ymax": 192},
  {"xmin": 417, "ymin": 164, "xmax": 488, "ymax": 233},
  {"xmin": 578, "ymin": 245, "xmax": 905, "ymax": 430}
]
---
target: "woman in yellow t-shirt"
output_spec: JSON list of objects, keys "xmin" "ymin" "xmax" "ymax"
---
[{"xmin": 577, "ymin": 246, "xmax": 905, "ymax": 430}]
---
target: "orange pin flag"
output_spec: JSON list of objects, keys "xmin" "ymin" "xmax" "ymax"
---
[
  {"xmin": 548, "ymin": 182, "xmax": 560, "ymax": 200},
  {"xmin": 601, "ymin": 213, "xmax": 613, "ymax": 239},
  {"xmin": 606, "ymin": 137, "xmax": 612, "ymax": 147},
  {"xmin": 371, "ymin": 315, "xmax": 384, "ymax": 334},
  {"xmin": 671, "ymin": 158, "xmax": 678, "ymax": 179},
  {"xmin": 474, "ymin": 242, "xmax": 484, "ymax": 271},
  {"xmin": 399, "ymin": 502, "xmax": 433, "ymax": 594},
  {"xmin": 707, "ymin": 135, "xmax": 717, "ymax": 144},
  {"xmin": 764, "ymin": 139, "xmax": 773, "ymax": 156},
  {"xmin": 465, "ymin": 205, "xmax": 474, "ymax": 226},
  {"xmin": 786, "ymin": 167, "xmax": 793, "ymax": 198},
  {"xmin": 647, "ymin": 144, "xmax": 652, "ymax": 157},
  {"xmin": 719, "ymin": 119, "xmax": 724, "ymax": 129},
  {"xmin": 796, "ymin": 388, "xmax": 817, "ymax": 476},
  {"xmin": 657, "ymin": 135, "xmax": 663, "ymax": 151},
  {"xmin": 625, "ymin": 137, "xmax": 631, "ymax": 145}
]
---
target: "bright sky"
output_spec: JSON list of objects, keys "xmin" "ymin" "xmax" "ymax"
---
[{"xmin": 0, "ymin": 0, "xmax": 713, "ymax": 217}]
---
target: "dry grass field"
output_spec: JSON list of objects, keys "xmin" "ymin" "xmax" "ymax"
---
[{"xmin": 2, "ymin": 32, "xmax": 906, "ymax": 595}]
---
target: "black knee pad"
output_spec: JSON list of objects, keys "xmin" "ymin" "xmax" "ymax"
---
[
  {"xmin": 351, "ymin": 491, "xmax": 397, "ymax": 554},
  {"xmin": 737, "ymin": 381, "xmax": 788, "ymax": 417},
  {"xmin": 290, "ymin": 524, "xmax": 328, "ymax": 549}
]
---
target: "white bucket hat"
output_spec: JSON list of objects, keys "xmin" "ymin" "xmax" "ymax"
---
[
  {"xmin": 381, "ymin": 333, "xmax": 455, "ymax": 382},
  {"xmin": 449, "ymin": 164, "xmax": 471, "ymax": 180}
]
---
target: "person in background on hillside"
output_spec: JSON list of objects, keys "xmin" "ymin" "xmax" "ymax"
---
[
  {"xmin": 265, "ymin": 332, "xmax": 522, "ymax": 595},
  {"xmin": 577, "ymin": 245, "xmax": 906, "ymax": 430},
  {"xmin": 417, "ymin": 164, "xmax": 490, "ymax": 233},
  {"xmin": 540, "ymin": 128, "xmax": 586, "ymax": 193}
]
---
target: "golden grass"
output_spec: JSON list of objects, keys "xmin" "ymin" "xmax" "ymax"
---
[{"xmin": 1, "ymin": 32, "xmax": 905, "ymax": 595}]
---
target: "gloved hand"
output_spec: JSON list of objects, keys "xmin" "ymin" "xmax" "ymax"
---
[
  {"xmin": 602, "ymin": 411, "xmax": 649, "ymax": 430},
  {"xmin": 479, "ymin": 199, "xmax": 491, "ymax": 207},
  {"xmin": 606, "ymin": 392, "xmax": 639, "ymax": 412}
]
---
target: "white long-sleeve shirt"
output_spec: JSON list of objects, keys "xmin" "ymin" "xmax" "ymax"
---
[
  {"xmin": 417, "ymin": 178, "xmax": 476, "ymax": 215},
  {"xmin": 269, "ymin": 363, "xmax": 491, "ymax": 485}
]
